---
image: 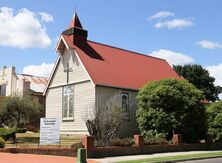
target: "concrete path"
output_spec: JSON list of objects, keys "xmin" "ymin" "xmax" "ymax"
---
[
  {"xmin": 0, "ymin": 153, "xmax": 99, "ymax": 163},
  {"xmin": 94, "ymin": 150, "xmax": 222, "ymax": 163},
  {"xmin": 182, "ymin": 158, "xmax": 222, "ymax": 163}
]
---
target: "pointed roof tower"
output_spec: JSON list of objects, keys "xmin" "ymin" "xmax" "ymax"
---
[
  {"xmin": 69, "ymin": 12, "xmax": 83, "ymax": 29},
  {"xmin": 63, "ymin": 12, "xmax": 88, "ymax": 45}
]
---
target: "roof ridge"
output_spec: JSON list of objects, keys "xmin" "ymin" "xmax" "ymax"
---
[
  {"xmin": 17, "ymin": 73, "xmax": 49, "ymax": 79},
  {"xmin": 87, "ymin": 40, "xmax": 166, "ymax": 62}
]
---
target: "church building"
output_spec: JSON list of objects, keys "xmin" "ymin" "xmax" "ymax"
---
[{"xmin": 44, "ymin": 13, "xmax": 181, "ymax": 137}]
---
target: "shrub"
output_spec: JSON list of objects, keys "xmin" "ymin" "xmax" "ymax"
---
[
  {"xmin": 0, "ymin": 95, "xmax": 41, "ymax": 128},
  {"xmin": 207, "ymin": 101, "xmax": 222, "ymax": 142},
  {"xmin": 109, "ymin": 138, "xmax": 134, "ymax": 147},
  {"xmin": 136, "ymin": 79, "xmax": 207, "ymax": 143},
  {"xmin": 15, "ymin": 128, "xmax": 27, "ymax": 133},
  {"xmin": 0, "ymin": 128, "xmax": 16, "ymax": 142},
  {"xmin": 85, "ymin": 95, "xmax": 122, "ymax": 146},
  {"xmin": 24, "ymin": 123, "xmax": 38, "ymax": 133},
  {"xmin": 71, "ymin": 142, "xmax": 84, "ymax": 151},
  {"xmin": 142, "ymin": 130, "xmax": 166, "ymax": 139},
  {"xmin": 142, "ymin": 130, "xmax": 168, "ymax": 145},
  {"xmin": 0, "ymin": 137, "xmax": 5, "ymax": 148},
  {"xmin": 144, "ymin": 137, "xmax": 168, "ymax": 145}
]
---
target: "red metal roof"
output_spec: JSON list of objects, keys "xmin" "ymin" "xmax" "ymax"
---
[
  {"xmin": 62, "ymin": 34, "xmax": 181, "ymax": 90},
  {"xmin": 18, "ymin": 74, "xmax": 48, "ymax": 93}
]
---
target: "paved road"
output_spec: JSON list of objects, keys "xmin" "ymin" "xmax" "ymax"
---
[
  {"xmin": 0, "ymin": 153, "xmax": 99, "ymax": 163},
  {"xmin": 182, "ymin": 158, "xmax": 222, "ymax": 163}
]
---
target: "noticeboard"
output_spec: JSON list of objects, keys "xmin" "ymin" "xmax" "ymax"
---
[{"xmin": 40, "ymin": 118, "xmax": 60, "ymax": 145}]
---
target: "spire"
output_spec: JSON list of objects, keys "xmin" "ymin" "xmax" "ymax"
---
[
  {"xmin": 69, "ymin": 12, "xmax": 83, "ymax": 29},
  {"xmin": 63, "ymin": 12, "xmax": 88, "ymax": 45}
]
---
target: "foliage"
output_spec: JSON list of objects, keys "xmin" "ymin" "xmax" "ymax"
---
[
  {"xmin": 0, "ymin": 95, "xmax": 41, "ymax": 128},
  {"xmin": 109, "ymin": 138, "xmax": 134, "ymax": 147},
  {"xmin": 206, "ymin": 101, "xmax": 222, "ymax": 142},
  {"xmin": 71, "ymin": 142, "xmax": 84, "ymax": 151},
  {"xmin": 0, "ymin": 137, "xmax": 5, "ymax": 148},
  {"xmin": 15, "ymin": 128, "xmax": 27, "ymax": 133},
  {"xmin": 173, "ymin": 64, "xmax": 222, "ymax": 102},
  {"xmin": 142, "ymin": 130, "xmax": 166, "ymax": 140},
  {"xmin": 144, "ymin": 137, "xmax": 168, "ymax": 145},
  {"xmin": 0, "ymin": 128, "xmax": 16, "ymax": 142},
  {"xmin": 85, "ymin": 96, "xmax": 122, "ymax": 145},
  {"xmin": 136, "ymin": 78, "xmax": 207, "ymax": 143},
  {"xmin": 142, "ymin": 130, "xmax": 168, "ymax": 145}
]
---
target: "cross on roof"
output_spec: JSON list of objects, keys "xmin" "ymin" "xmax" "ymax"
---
[{"xmin": 64, "ymin": 63, "xmax": 73, "ymax": 84}]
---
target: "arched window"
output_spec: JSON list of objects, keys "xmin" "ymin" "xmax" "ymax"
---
[
  {"xmin": 63, "ymin": 85, "xmax": 74, "ymax": 120},
  {"xmin": 121, "ymin": 93, "xmax": 130, "ymax": 120}
]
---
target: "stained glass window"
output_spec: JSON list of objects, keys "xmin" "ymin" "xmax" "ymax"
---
[{"xmin": 63, "ymin": 85, "xmax": 74, "ymax": 119}]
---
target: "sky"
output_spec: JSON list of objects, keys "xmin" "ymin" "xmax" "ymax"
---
[{"xmin": 0, "ymin": 0, "xmax": 222, "ymax": 88}]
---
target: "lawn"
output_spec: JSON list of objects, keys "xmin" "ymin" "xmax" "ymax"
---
[
  {"xmin": 117, "ymin": 152, "xmax": 222, "ymax": 163},
  {"xmin": 5, "ymin": 132, "xmax": 82, "ymax": 148}
]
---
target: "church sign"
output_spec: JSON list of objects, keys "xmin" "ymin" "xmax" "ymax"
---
[{"xmin": 40, "ymin": 118, "xmax": 60, "ymax": 145}]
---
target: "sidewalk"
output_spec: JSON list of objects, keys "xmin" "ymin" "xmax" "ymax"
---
[
  {"xmin": 93, "ymin": 150, "xmax": 222, "ymax": 163},
  {"xmin": 0, "ymin": 153, "xmax": 99, "ymax": 163}
]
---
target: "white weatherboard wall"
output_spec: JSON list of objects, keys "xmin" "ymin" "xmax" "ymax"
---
[
  {"xmin": 96, "ymin": 86, "xmax": 139, "ymax": 138},
  {"xmin": 49, "ymin": 49, "xmax": 89, "ymax": 88},
  {"xmin": 46, "ymin": 49, "xmax": 95, "ymax": 135}
]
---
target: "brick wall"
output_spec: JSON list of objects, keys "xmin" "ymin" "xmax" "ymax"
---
[{"xmin": 82, "ymin": 135, "xmax": 222, "ymax": 158}]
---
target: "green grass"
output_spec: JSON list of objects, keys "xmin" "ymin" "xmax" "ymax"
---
[
  {"xmin": 116, "ymin": 152, "xmax": 222, "ymax": 163},
  {"xmin": 5, "ymin": 132, "xmax": 82, "ymax": 148}
]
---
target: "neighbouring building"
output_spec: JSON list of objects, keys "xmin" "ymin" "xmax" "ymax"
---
[
  {"xmin": 0, "ymin": 66, "xmax": 48, "ymax": 108},
  {"xmin": 44, "ymin": 13, "xmax": 181, "ymax": 137}
]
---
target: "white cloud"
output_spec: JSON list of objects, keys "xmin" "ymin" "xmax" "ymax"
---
[
  {"xmin": 148, "ymin": 11, "xmax": 175, "ymax": 20},
  {"xmin": 206, "ymin": 64, "xmax": 222, "ymax": 86},
  {"xmin": 206, "ymin": 64, "xmax": 222, "ymax": 100},
  {"xmin": 22, "ymin": 62, "xmax": 54, "ymax": 77},
  {"xmin": 197, "ymin": 40, "xmax": 222, "ymax": 49},
  {"xmin": 0, "ymin": 7, "xmax": 52, "ymax": 48},
  {"xmin": 154, "ymin": 18, "xmax": 193, "ymax": 29},
  {"xmin": 39, "ymin": 12, "xmax": 54, "ymax": 22},
  {"xmin": 149, "ymin": 49, "xmax": 194, "ymax": 66}
]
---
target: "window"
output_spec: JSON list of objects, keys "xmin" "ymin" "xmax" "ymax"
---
[
  {"xmin": 121, "ymin": 93, "xmax": 130, "ymax": 120},
  {"xmin": 63, "ymin": 85, "xmax": 74, "ymax": 120},
  {"xmin": 0, "ymin": 84, "xmax": 6, "ymax": 96}
]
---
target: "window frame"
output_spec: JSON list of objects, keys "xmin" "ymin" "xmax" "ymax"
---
[
  {"xmin": 62, "ymin": 85, "xmax": 74, "ymax": 121},
  {"xmin": 0, "ymin": 84, "xmax": 7, "ymax": 96},
  {"xmin": 121, "ymin": 92, "xmax": 130, "ymax": 121}
]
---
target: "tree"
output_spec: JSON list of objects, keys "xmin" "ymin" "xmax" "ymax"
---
[
  {"xmin": 173, "ymin": 64, "xmax": 222, "ymax": 102},
  {"xmin": 206, "ymin": 101, "xmax": 222, "ymax": 142},
  {"xmin": 136, "ymin": 78, "xmax": 207, "ymax": 143},
  {"xmin": 0, "ymin": 95, "xmax": 41, "ymax": 128},
  {"xmin": 85, "ymin": 96, "xmax": 122, "ymax": 146}
]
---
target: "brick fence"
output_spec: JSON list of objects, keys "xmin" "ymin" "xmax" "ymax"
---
[
  {"xmin": 83, "ymin": 135, "xmax": 222, "ymax": 158},
  {"xmin": 0, "ymin": 134, "xmax": 222, "ymax": 158}
]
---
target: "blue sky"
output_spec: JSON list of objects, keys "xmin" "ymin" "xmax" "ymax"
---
[{"xmin": 0, "ymin": 0, "xmax": 222, "ymax": 86}]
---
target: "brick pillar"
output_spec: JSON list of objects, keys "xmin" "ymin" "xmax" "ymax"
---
[
  {"xmin": 82, "ymin": 135, "xmax": 94, "ymax": 151},
  {"xmin": 134, "ymin": 135, "xmax": 143, "ymax": 147},
  {"xmin": 172, "ymin": 134, "xmax": 182, "ymax": 145}
]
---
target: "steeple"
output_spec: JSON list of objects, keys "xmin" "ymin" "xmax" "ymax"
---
[
  {"xmin": 69, "ymin": 12, "xmax": 83, "ymax": 29},
  {"xmin": 63, "ymin": 12, "xmax": 88, "ymax": 45}
]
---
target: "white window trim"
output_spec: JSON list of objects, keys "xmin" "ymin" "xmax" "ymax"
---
[{"xmin": 62, "ymin": 85, "xmax": 74, "ymax": 121}]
